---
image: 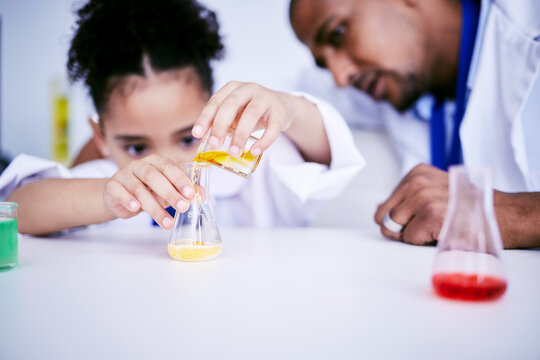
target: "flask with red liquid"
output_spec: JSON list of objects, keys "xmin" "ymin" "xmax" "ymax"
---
[{"xmin": 432, "ymin": 166, "xmax": 507, "ymax": 301}]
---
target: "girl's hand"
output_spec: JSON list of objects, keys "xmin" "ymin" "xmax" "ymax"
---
[
  {"xmin": 103, "ymin": 155, "xmax": 195, "ymax": 229},
  {"xmin": 191, "ymin": 81, "xmax": 297, "ymax": 157}
]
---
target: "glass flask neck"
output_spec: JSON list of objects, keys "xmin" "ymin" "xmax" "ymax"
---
[
  {"xmin": 449, "ymin": 167, "xmax": 493, "ymax": 219},
  {"xmin": 182, "ymin": 162, "xmax": 210, "ymax": 197},
  {"xmin": 437, "ymin": 166, "xmax": 503, "ymax": 255}
]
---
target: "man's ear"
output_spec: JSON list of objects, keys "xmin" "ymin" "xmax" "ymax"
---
[{"xmin": 89, "ymin": 117, "xmax": 110, "ymax": 157}]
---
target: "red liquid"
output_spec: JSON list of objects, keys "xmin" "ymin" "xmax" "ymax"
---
[{"xmin": 432, "ymin": 273, "xmax": 507, "ymax": 301}]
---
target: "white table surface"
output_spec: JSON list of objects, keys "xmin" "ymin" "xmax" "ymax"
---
[{"xmin": 1, "ymin": 225, "xmax": 539, "ymax": 360}]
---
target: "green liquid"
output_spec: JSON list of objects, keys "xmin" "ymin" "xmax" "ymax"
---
[{"xmin": 0, "ymin": 218, "xmax": 18, "ymax": 270}]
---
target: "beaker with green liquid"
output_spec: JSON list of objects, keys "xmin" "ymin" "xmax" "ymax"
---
[{"xmin": 0, "ymin": 202, "xmax": 18, "ymax": 271}]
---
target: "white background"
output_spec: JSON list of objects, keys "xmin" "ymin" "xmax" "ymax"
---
[{"xmin": 0, "ymin": 0, "xmax": 314, "ymax": 160}]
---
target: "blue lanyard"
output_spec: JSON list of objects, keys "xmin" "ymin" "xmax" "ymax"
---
[{"xmin": 430, "ymin": 0, "xmax": 480, "ymax": 170}]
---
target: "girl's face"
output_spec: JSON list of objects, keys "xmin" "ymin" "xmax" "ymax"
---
[{"xmin": 93, "ymin": 67, "xmax": 209, "ymax": 169}]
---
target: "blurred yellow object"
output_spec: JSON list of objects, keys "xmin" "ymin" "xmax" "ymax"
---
[
  {"xmin": 167, "ymin": 239, "xmax": 222, "ymax": 261},
  {"xmin": 51, "ymin": 77, "xmax": 69, "ymax": 164}
]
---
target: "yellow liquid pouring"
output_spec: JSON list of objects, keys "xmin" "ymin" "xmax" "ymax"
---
[{"xmin": 194, "ymin": 150, "xmax": 258, "ymax": 177}]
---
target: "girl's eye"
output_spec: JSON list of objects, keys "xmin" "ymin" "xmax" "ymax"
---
[
  {"xmin": 328, "ymin": 23, "xmax": 346, "ymax": 47},
  {"xmin": 179, "ymin": 135, "xmax": 199, "ymax": 148},
  {"xmin": 124, "ymin": 143, "xmax": 148, "ymax": 157}
]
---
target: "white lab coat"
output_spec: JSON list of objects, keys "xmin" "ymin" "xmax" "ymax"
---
[
  {"xmin": 461, "ymin": 0, "xmax": 540, "ymax": 192},
  {"xmin": 294, "ymin": 0, "xmax": 540, "ymax": 192},
  {"xmin": 0, "ymin": 93, "xmax": 365, "ymax": 229}
]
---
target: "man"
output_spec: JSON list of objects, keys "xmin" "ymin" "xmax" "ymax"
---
[{"xmin": 290, "ymin": 0, "xmax": 540, "ymax": 248}]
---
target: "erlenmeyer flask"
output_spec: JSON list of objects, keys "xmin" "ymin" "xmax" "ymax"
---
[
  {"xmin": 432, "ymin": 166, "xmax": 507, "ymax": 301},
  {"xmin": 167, "ymin": 163, "xmax": 222, "ymax": 262}
]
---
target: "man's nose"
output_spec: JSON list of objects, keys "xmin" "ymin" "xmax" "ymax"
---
[{"xmin": 325, "ymin": 52, "xmax": 357, "ymax": 88}]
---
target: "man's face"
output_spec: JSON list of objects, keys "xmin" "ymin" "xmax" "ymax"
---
[{"xmin": 291, "ymin": 0, "xmax": 432, "ymax": 111}]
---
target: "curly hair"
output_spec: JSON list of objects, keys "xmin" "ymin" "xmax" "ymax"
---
[{"xmin": 67, "ymin": 0, "xmax": 224, "ymax": 114}]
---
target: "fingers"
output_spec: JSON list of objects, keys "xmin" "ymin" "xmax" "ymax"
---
[
  {"xmin": 106, "ymin": 156, "xmax": 196, "ymax": 229},
  {"xmin": 151, "ymin": 156, "xmax": 195, "ymax": 201},
  {"xmin": 131, "ymin": 156, "xmax": 194, "ymax": 211},
  {"xmin": 103, "ymin": 180, "xmax": 141, "ymax": 216},
  {"xmin": 210, "ymin": 83, "xmax": 267, "ymax": 152},
  {"xmin": 380, "ymin": 218, "xmax": 402, "ymax": 241},
  {"xmin": 192, "ymin": 81, "xmax": 242, "ymax": 140},
  {"xmin": 107, "ymin": 173, "xmax": 174, "ymax": 229},
  {"xmin": 193, "ymin": 81, "xmax": 289, "ymax": 157},
  {"xmin": 390, "ymin": 187, "xmax": 447, "ymax": 226},
  {"xmin": 374, "ymin": 164, "xmax": 449, "ymax": 246},
  {"xmin": 374, "ymin": 164, "xmax": 447, "ymax": 224},
  {"xmin": 250, "ymin": 116, "xmax": 283, "ymax": 156},
  {"xmin": 374, "ymin": 174, "xmax": 415, "ymax": 225},
  {"xmin": 226, "ymin": 99, "xmax": 266, "ymax": 156},
  {"xmin": 374, "ymin": 182, "xmax": 414, "ymax": 230},
  {"xmin": 401, "ymin": 202, "xmax": 446, "ymax": 245}
]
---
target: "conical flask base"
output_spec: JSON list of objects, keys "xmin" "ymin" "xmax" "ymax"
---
[
  {"xmin": 432, "ymin": 250, "xmax": 507, "ymax": 301},
  {"xmin": 432, "ymin": 166, "xmax": 508, "ymax": 301}
]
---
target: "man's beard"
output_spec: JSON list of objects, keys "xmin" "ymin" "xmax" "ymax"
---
[
  {"xmin": 354, "ymin": 70, "xmax": 424, "ymax": 112},
  {"xmin": 395, "ymin": 72, "xmax": 424, "ymax": 112}
]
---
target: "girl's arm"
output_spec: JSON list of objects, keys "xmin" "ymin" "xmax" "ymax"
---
[
  {"xmin": 280, "ymin": 92, "xmax": 330, "ymax": 165},
  {"xmin": 7, "ymin": 178, "xmax": 114, "ymax": 235},
  {"xmin": 7, "ymin": 155, "xmax": 196, "ymax": 236}
]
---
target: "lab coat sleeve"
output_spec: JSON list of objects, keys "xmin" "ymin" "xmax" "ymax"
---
[
  {"xmin": 0, "ymin": 154, "xmax": 152, "ymax": 229},
  {"xmin": 266, "ymin": 92, "xmax": 366, "ymax": 204},
  {"xmin": 0, "ymin": 154, "xmax": 74, "ymax": 201},
  {"xmin": 0, "ymin": 154, "xmax": 118, "ymax": 201}
]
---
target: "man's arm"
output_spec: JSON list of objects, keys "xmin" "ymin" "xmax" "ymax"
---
[{"xmin": 495, "ymin": 191, "xmax": 540, "ymax": 248}]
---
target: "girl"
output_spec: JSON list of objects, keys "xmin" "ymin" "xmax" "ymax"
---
[{"xmin": 0, "ymin": 0, "xmax": 364, "ymax": 235}]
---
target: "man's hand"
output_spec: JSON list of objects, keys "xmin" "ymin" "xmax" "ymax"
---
[
  {"xmin": 375, "ymin": 163, "xmax": 540, "ymax": 249},
  {"xmin": 374, "ymin": 164, "xmax": 449, "ymax": 246}
]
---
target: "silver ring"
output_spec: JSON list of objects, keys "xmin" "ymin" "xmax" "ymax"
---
[{"xmin": 383, "ymin": 213, "xmax": 403, "ymax": 233}]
